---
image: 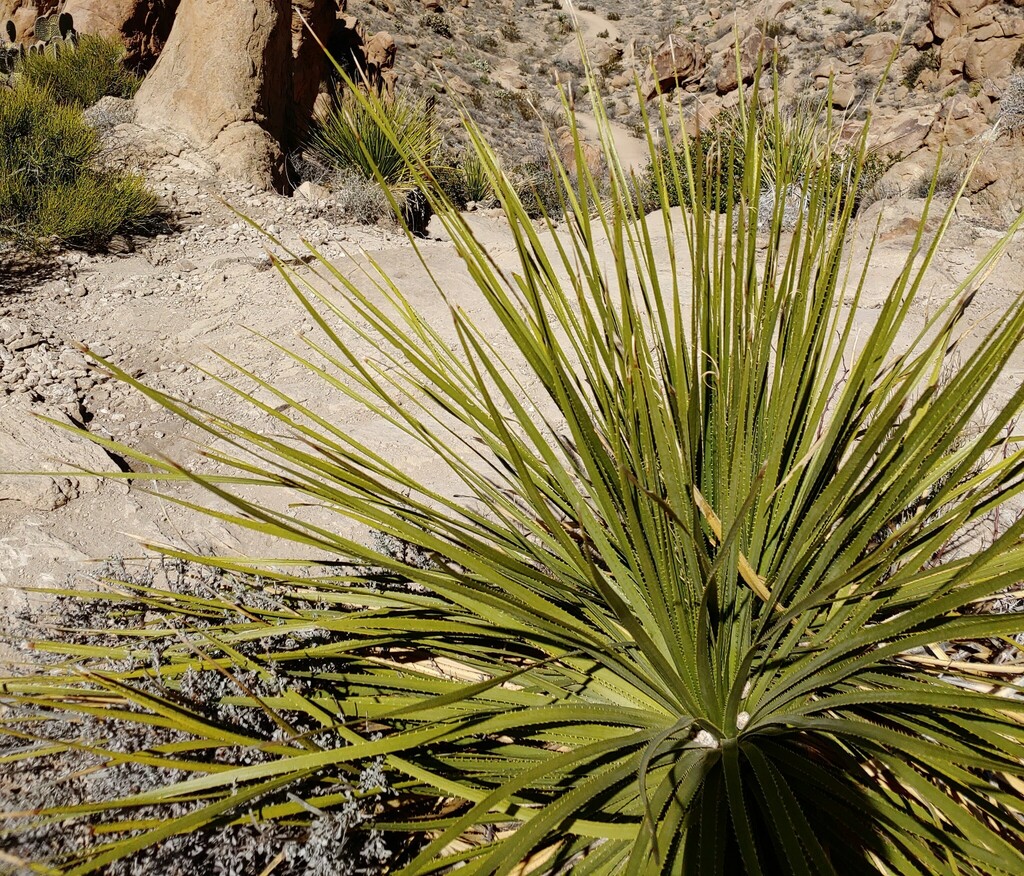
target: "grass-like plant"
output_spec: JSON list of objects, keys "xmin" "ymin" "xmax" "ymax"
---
[
  {"xmin": 4, "ymin": 61, "xmax": 1024, "ymax": 875},
  {"xmin": 15, "ymin": 33, "xmax": 141, "ymax": 109},
  {"xmin": 0, "ymin": 81, "xmax": 159, "ymax": 250},
  {"xmin": 308, "ymin": 85, "xmax": 440, "ymax": 207}
]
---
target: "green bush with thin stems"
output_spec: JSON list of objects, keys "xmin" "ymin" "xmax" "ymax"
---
[
  {"xmin": 4, "ymin": 56, "xmax": 1024, "ymax": 875},
  {"xmin": 0, "ymin": 81, "xmax": 158, "ymax": 250},
  {"xmin": 14, "ymin": 33, "xmax": 141, "ymax": 108},
  {"xmin": 307, "ymin": 86, "xmax": 440, "ymax": 196},
  {"xmin": 638, "ymin": 93, "xmax": 882, "ymax": 216}
]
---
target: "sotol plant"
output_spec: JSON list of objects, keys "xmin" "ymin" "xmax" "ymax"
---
[{"xmin": 4, "ymin": 60, "xmax": 1024, "ymax": 875}]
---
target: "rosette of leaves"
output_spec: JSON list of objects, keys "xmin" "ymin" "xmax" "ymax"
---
[{"xmin": 3, "ymin": 53, "xmax": 1024, "ymax": 876}]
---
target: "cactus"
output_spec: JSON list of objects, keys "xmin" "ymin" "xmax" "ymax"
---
[
  {"xmin": 33, "ymin": 13, "xmax": 56, "ymax": 42},
  {"xmin": 1, "ymin": 12, "xmax": 80, "ymax": 89},
  {"xmin": 29, "ymin": 12, "xmax": 77, "ymax": 53}
]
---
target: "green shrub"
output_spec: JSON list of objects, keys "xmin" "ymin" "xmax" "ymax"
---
[
  {"xmin": 903, "ymin": 48, "xmax": 940, "ymax": 89},
  {"xmin": 0, "ymin": 82, "xmax": 158, "ymax": 249},
  {"xmin": 5, "ymin": 65, "xmax": 1024, "ymax": 876},
  {"xmin": 420, "ymin": 13, "xmax": 453, "ymax": 38},
  {"xmin": 500, "ymin": 19, "xmax": 521, "ymax": 41},
  {"xmin": 307, "ymin": 88, "xmax": 440, "ymax": 194},
  {"xmin": 432, "ymin": 149, "xmax": 495, "ymax": 208},
  {"xmin": 607, "ymin": 10, "xmax": 621, "ymax": 19},
  {"xmin": 14, "ymin": 33, "xmax": 141, "ymax": 108},
  {"xmin": 33, "ymin": 170, "xmax": 157, "ymax": 249}
]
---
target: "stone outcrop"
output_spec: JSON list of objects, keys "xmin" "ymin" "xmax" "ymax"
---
[
  {"xmin": 715, "ymin": 31, "xmax": 775, "ymax": 95},
  {"xmin": 291, "ymin": 0, "xmax": 341, "ymax": 138},
  {"xmin": 644, "ymin": 33, "xmax": 707, "ymax": 100},
  {"xmin": 65, "ymin": 0, "xmax": 178, "ymax": 70},
  {"xmin": 133, "ymin": 0, "xmax": 292, "ymax": 190}
]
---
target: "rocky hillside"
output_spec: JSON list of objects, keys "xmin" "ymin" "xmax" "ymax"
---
[{"xmin": 3, "ymin": 0, "xmax": 1023, "ymax": 224}]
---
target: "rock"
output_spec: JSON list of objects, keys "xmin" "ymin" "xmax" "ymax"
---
[
  {"xmin": 133, "ymin": 0, "xmax": 293, "ymax": 191},
  {"xmin": 290, "ymin": 0, "xmax": 339, "ymax": 139},
  {"xmin": 910, "ymin": 25, "xmax": 934, "ymax": 49},
  {"xmin": 64, "ymin": 0, "xmax": 179, "ymax": 71},
  {"xmin": 295, "ymin": 181, "xmax": 332, "ymax": 204},
  {"xmin": 715, "ymin": 32, "xmax": 775, "ymax": 96},
  {"xmin": 8, "ymin": 334, "xmax": 42, "ymax": 352},
  {"xmin": 853, "ymin": 0, "xmax": 892, "ymax": 18},
  {"xmin": 964, "ymin": 36, "xmax": 1022, "ymax": 81},
  {"xmin": 859, "ymin": 32, "xmax": 898, "ymax": 72},
  {"xmin": 0, "ymin": 399, "xmax": 119, "ymax": 512},
  {"xmin": 82, "ymin": 96, "xmax": 136, "ymax": 131},
  {"xmin": 364, "ymin": 30, "xmax": 398, "ymax": 95},
  {"xmin": 644, "ymin": 33, "xmax": 707, "ymax": 100},
  {"xmin": 831, "ymin": 78, "xmax": 857, "ymax": 110}
]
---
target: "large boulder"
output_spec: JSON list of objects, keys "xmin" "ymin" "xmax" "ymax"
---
[
  {"xmin": 644, "ymin": 33, "xmax": 707, "ymax": 100},
  {"xmin": 715, "ymin": 31, "xmax": 775, "ymax": 96},
  {"xmin": 64, "ymin": 0, "xmax": 179, "ymax": 70},
  {"xmin": 133, "ymin": 0, "xmax": 292, "ymax": 190}
]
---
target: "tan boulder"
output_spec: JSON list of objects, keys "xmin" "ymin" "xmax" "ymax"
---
[
  {"xmin": 937, "ymin": 95, "xmax": 989, "ymax": 144},
  {"xmin": 852, "ymin": 0, "xmax": 892, "ymax": 19},
  {"xmin": 715, "ymin": 32, "xmax": 775, "ymax": 96},
  {"xmin": 964, "ymin": 35, "xmax": 1023, "ymax": 80},
  {"xmin": 133, "ymin": 0, "xmax": 292, "ymax": 190},
  {"xmin": 859, "ymin": 32, "xmax": 898, "ymax": 71},
  {"xmin": 871, "ymin": 108, "xmax": 939, "ymax": 155},
  {"xmin": 930, "ymin": 0, "xmax": 960, "ymax": 40},
  {"xmin": 910, "ymin": 25, "xmax": 934, "ymax": 48},
  {"xmin": 644, "ymin": 33, "xmax": 707, "ymax": 100},
  {"xmin": 290, "ymin": 0, "xmax": 339, "ymax": 138},
  {"xmin": 64, "ymin": 0, "xmax": 178, "ymax": 70}
]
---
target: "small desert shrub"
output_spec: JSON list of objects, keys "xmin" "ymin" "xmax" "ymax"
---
[
  {"xmin": 1001, "ymin": 72, "xmax": 1024, "ymax": 133},
  {"xmin": 331, "ymin": 167, "xmax": 392, "ymax": 224},
  {"xmin": 14, "ymin": 33, "xmax": 141, "ymax": 108},
  {"xmin": 33, "ymin": 170, "xmax": 157, "ymax": 249},
  {"xmin": 903, "ymin": 48, "xmax": 939, "ymax": 89},
  {"xmin": 308, "ymin": 88, "xmax": 440, "ymax": 194},
  {"xmin": 0, "ymin": 82, "xmax": 158, "ymax": 249},
  {"xmin": 910, "ymin": 162, "xmax": 967, "ymax": 198},
  {"xmin": 473, "ymin": 33, "xmax": 499, "ymax": 52},
  {"xmin": 607, "ymin": 9, "xmax": 621, "ymax": 19},
  {"xmin": 420, "ymin": 13, "xmax": 453, "ymax": 39},
  {"xmin": 596, "ymin": 28, "xmax": 610, "ymax": 38},
  {"xmin": 500, "ymin": 20, "xmax": 521, "ymax": 41},
  {"xmin": 509, "ymin": 155, "xmax": 575, "ymax": 218},
  {"xmin": 432, "ymin": 149, "xmax": 495, "ymax": 208}
]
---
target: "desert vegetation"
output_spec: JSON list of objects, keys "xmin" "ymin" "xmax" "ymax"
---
[
  {"xmin": 2, "ymin": 1, "xmax": 1024, "ymax": 874},
  {"xmin": 3, "ymin": 52, "xmax": 1024, "ymax": 874},
  {"xmin": 0, "ymin": 15, "xmax": 157, "ymax": 252}
]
